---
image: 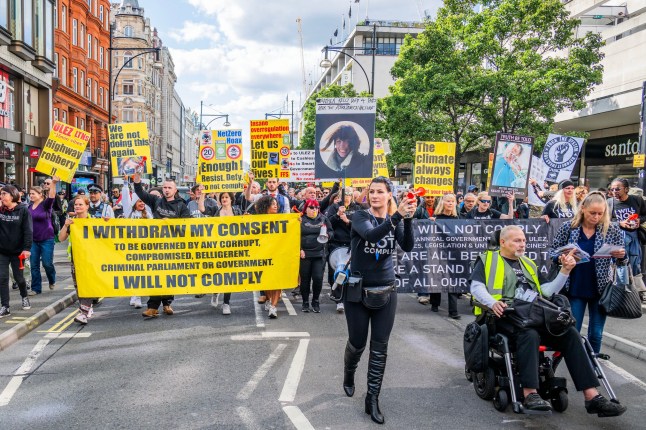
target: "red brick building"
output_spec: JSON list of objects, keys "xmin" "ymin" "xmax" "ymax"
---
[{"xmin": 53, "ymin": 0, "xmax": 111, "ymax": 190}]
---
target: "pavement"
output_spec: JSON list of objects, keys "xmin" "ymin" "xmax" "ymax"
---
[{"xmin": 2, "ymin": 245, "xmax": 646, "ymax": 360}]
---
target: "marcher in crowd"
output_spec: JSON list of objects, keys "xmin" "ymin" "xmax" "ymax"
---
[
  {"xmin": 470, "ymin": 225, "xmax": 626, "ymax": 416},
  {"xmin": 28, "ymin": 176, "xmax": 59, "ymax": 295},
  {"xmin": 88, "ymin": 184, "xmax": 115, "ymax": 219},
  {"xmin": 121, "ymin": 181, "xmax": 154, "ymax": 309},
  {"xmin": 458, "ymin": 193, "xmax": 477, "ymax": 217},
  {"xmin": 255, "ymin": 195, "xmax": 283, "ymax": 318},
  {"xmin": 343, "ymin": 176, "xmax": 415, "ymax": 424},
  {"xmin": 188, "ymin": 184, "xmax": 217, "ymax": 218},
  {"xmin": 428, "ymin": 193, "xmax": 461, "ymax": 318},
  {"xmin": 551, "ymin": 192, "xmax": 626, "ymax": 356},
  {"xmin": 575, "ymin": 186, "xmax": 588, "ymax": 205},
  {"xmin": 466, "ymin": 191, "xmax": 514, "ymax": 219},
  {"xmin": 542, "ymin": 179, "xmax": 577, "ymax": 220},
  {"xmin": 299, "ymin": 199, "xmax": 333, "ymax": 313},
  {"xmin": 515, "ymin": 197, "xmax": 530, "ymax": 219},
  {"xmin": 198, "ymin": 189, "xmax": 242, "ymax": 315},
  {"xmin": 55, "ymin": 190, "xmax": 68, "ymax": 230},
  {"xmin": 607, "ymin": 178, "xmax": 646, "ymax": 298},
  {"xmin": 59, "ymin": 195, "xmax": 96, "ymax": 324},
  {"xmin": 111, "ymin": 187, "xmax": 124, "ymax": 218},
  {"xmin": 326, "ymin": 188, "xmax": 360, "ymax": 313},
  {"xmin": 413, "ymin": 194, "xmax": 436, "ymax": 305},
  {"xmin": 133, "ymin": 173, "xmax": 190, "ymax": 318},
  {"xmin": 0, "ymin": 185, "xmax": 32, "ymax": 317}
]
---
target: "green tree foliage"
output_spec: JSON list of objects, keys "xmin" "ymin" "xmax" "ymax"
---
[
  {"xmin": 300, "ymin": 84, "xmax": 370, "ymax": 149},
  {"xmin": 379, "ymin": 0, "xmax": 604, "ymax": 171}
]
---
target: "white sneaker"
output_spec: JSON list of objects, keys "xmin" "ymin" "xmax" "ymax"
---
[
  {"xmin": 87, "ymin": 307, "xmax": 94, "ymax": 318},
  {"xmin": 336, "ymin": 303, "xmax": 345, "ymax": 313},
  {"xmin": 268, "ymin": 305, "xmax": 277, "ymax": 319},
  {"xmin": 74, "ymin": 313, "xmax": 88, "ymax": 324},
  {"xmin": 129, "ymin": 297, "xmax": 137, "ymax": 306},
  {"xmin": 418, "ymin": 296, "xmax": 430, "ymax": 305},
  {"xmin": 222, "ymin": 304, "xmax": 231, "ymax": 315},
  {"xmin": 211, "ymin": 294, "xmax": 220, "ymax": 308},
  {"xmin": 133, "ymin": 297, "xmax": 142, "ymax": 309},
  {"xmin": 264, "ymin": 300, "xmax": 271, "ymax": 311}
]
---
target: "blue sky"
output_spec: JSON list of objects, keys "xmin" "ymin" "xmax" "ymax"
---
[{"xmin": 142, "ymin": 0, "xmax": 442, "ymax": 129}]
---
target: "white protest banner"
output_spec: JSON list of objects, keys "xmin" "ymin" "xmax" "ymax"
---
[{"xmin": 541, "ymin": 134, "xmax": 583, "ymax": 183}]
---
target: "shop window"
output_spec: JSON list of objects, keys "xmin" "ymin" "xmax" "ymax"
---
[
  {"xmin": 0, "ymin": 71, "xmax": 16, "ymax": 130},
  {"xmin": 23, "ymin": 83, "xmax": 39, "ymax": 136}
]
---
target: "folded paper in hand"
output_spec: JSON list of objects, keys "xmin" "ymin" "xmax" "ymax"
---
[
  {"xmin": 554, "ymin": 243, "xmax": 590, "ymax": 264},
  {"xmin": 592, "ymin": 244, "xmax": 623, "ymax": 258}
]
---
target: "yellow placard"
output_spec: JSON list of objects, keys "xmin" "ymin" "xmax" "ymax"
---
[
  {"xmin": 634, "ymin": 154, "xmax": 645, "ymax": 168},
  {"xmin": 414, "ymin": 141, "xmax": 456, "ymax": 196},
  {"xmin": 250, "ymin": 119, "xmax": 291, "ymax": 180},
  {"xmin": 198, "ymin": 129, "xmax": 244, "ymax": 192},
  {"xmin": 349, "ymin": 140, "xmax": 388, "ymax": 188},
  {"xmin": 109, "ymin": 122, "xmax": 152, "ymax": 177},
  {"xmin": 487, "ymin": 152, "xmax": 494, "ymax": 188},
  {"xmin": 70, "ymin": 215, "xmax": 301, "ymax": 297},
  {"xmin": 35, "ymin": 121, "xmax": 90, "ymax": 182}
]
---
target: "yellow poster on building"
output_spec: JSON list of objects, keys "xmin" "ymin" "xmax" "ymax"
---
[
  {"xmin": 250, "ymin": 119, "xmax": 291, "ymax": 180},
  {"xmin": 35, "ymin": 121, "xmax": 91, "ymax": 182},
  {"xmin": 413, "ymin": 141, "xmax": 456, "ymax": 196},
  {"xmin": 70, "ymin": 214, "xmax": 301, "ymax": 297},
  {"xmin": 108, "ymin": 122, "xmax": 152, "ymax": 177},
  {"xmin": 198, "ymin": 129, "xmax": 244, "ymax": 192},
  {"xmin": 349, "ymin": 139, "xmax": 389, "ymax": 188}
]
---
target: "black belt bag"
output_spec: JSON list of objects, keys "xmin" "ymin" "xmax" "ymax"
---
[{"xmin": 362, "ymin": 283, "xmax": 395, "ymax": 309}]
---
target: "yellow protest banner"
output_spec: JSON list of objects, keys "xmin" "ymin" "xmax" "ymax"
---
[
  {"xmin": 349, "ymin": 139, "xmax": 388, "ymax": 188},
  {"xmin": 108, "ymin": 122, "xmax": 152, "ymax": 177},
  {"xmin": 70, "ymin": 214, "xmax": 301, "ymax": 297},
  {"xmin": 198, "ymin": 129, "xmax": 244, "ymax": 192},
  {"xmin": 487, "ymin": 152, "xmax": 494, "ymax": 188},
  {"xmin": 250, "ymin": 119, "xmax": 291, "ymax": 180},
  {"xmin": 35, "ymin": 121, "xmax": 90, "ymax": 182},
  {"xmin": 414, "ymin": 141, "xmax": 456, "ymax": 196}
]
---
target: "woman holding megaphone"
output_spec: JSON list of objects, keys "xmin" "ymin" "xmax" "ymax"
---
[{"xmin": 299, "ymin": 199, "xmax": 333, "ymax": 313}]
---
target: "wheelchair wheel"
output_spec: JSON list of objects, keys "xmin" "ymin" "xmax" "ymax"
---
[
  {"xmin": 551, "ymin": 390, "xmax": 568, "ymax": 413},
  {"xmin": 465, "ymin": 365, "xmax": 473, "ymax": 382},
  {"xmin": 473, "ymin": 367, "xmax": 496, "ymax": 400},
  {"xmin": 493, "ymin": 389, "xmax": 509, "ymax": 412}
]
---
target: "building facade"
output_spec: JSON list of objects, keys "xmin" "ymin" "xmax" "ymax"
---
[
  {"xmin": 53, "ymin": 0, "xmax": 111, "ymax": 191},
  {"xmin": 554, "ymin": 0, "xmax": 646, "ymax": 189},
  {"xmin": 159, "ymin": 44, "xmax": 177, "ymax": 179},
  {"xmin": 110, "ymin": 0, "xmax": 163, "ymax": 181},
  {"xmin": 0, "ymin": 0, "xmax": 55, "ymax": 188},
  {"xmin": 182, "ymin": 107, "xmax": 199, "ymax": 185}
]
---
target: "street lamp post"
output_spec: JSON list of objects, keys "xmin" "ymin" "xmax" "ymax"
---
[
  {"xmin": 108, "ymin": 24, "xmax": 161, "ymax": 181},
  {"xmin": 199, "ymin": 101, "xmax": 231, "ymax": 129},
  {"xmin": 265, "ymin": 100, "xmax": 295, "ymax": 148},
  {"xmin": 319, "ymin": 23, "xmax": 377, "ymax": 95}
]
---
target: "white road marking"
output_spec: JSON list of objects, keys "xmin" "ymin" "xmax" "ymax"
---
[
  {"xmin": 582, "ymin": 323, "xmax": 646, "ymax": 354},
  {"xmin": 0, "ymin": 337, "xmax": 54, "ymax": 406},
  {"xmin": 237, "ymin": 343, "xmax": 287, "ymax": 400},
  {"xmin": 601, "ymin": 360, "xmax": 646, "ymax": 392},
  {"xmin": 282, "ymin": 405, "xmax": 315, "ymax": 430},
  {"xmin": 279, "ymin": 338, "xmax": 310, "ymax": 402},
  {"xmin": 231, "ymin": 332, "xmax": 310, "ymax": 341},
  {"xmin": 282, "ymin": 296, "xmax": 297, "ymax": 316},
  {"xmin": 252, "ymin": 291, "xmax": 265, "ymax": 328}
]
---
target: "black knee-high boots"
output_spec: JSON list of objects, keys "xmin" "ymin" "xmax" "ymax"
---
[
  {"xmin": 343, "ymin": 340, "xmax": 365, "ymax": 397},
  {"xmin": 365, "ymin": 340, "xmax": 388, "ymax": 424}
]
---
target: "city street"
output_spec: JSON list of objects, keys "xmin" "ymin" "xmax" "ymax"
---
[{"xmin": 1, "ymin": 277, "xmax": 645, "ymax": 430}]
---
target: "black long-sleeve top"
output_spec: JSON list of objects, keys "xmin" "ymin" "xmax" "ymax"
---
[
  {"xmin": 350, "ymin": 209, "xmax": 414, "ymax": 287},
  {"xmin": 0, "ymin": 203, "xmax": 33, "ymax": 255}
]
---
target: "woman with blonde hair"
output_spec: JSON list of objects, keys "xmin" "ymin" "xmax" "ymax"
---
[
  {"xmin": 551, "ymin": 191, "xmax": 626, "ymax": 356},
  {"xmin": 542, "ymin": 179, "xmax": 577, "ymax": 220},
  {"xmin": 574, "ymin": 186, "xmax": 588, "ymax": 204}
]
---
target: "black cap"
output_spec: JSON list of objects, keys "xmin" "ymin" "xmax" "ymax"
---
[
  {"xmin": 559, "ymin": 179, "xmax": 575, "ymax": 190},
  {"xmin": 88, "ymin": 184, "xmax": 103, "ymax": 193},
  {"xmin": 77, "ymin": 189, "xmax": 86, "ymax": 194}
]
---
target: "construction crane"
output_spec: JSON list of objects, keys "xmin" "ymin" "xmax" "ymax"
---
[{"xmin": 296, "ymin": 17, "xmax": 307, "ymax": 98}]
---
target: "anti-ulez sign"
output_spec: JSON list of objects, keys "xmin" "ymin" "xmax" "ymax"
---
[
  {"xmin": 35, "ymin": 121, "xmax": 91, "ymax": 182},
  {"xmin": 108, "ymin": 122, "xmax": 152, "ymax": 177},
  {"xmin": 198, "ymin": 129, "xmax": 244, "ymax": 192},
  {"xmin": 413, "ymin": 141, "xmax": 456, "ymax": 196},
  {"xmin": 250, "ymin": 119, "xmax": 291, "ymax": 179}
]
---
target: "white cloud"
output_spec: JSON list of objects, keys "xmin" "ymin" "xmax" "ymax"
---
[{"xmin": 168, "ymin": 21, "xmax": 220, "ymax": 43}]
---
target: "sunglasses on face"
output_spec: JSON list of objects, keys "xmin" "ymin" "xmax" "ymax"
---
[
  {"xmin": 480, "ymin": 199, "xmax": 491, "ymax": 204},
  {"xmin": 610, "ymin": 187, "xmax": 623, "ymax": 192}
]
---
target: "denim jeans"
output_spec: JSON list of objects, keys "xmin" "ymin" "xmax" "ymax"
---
[
  {"xmin": 624, "ymin": 230, "xmax": 642, "ymax": 276},
  {"xmin": 570, "ymin": 296, "xmax": 607, "ymax": 354},
  {"xmin": 30, "ymin": 238, "xmax": 56, "ymax": 293}
]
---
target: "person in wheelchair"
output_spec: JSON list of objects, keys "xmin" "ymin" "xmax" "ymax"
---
[{"xmin": 470, "ymin": 225, "xmax": 626, "ymax": 416}]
